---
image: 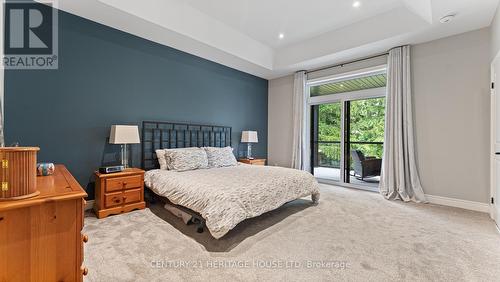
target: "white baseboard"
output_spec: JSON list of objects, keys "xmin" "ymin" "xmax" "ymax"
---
[
  {"xmin": 425, "ymin": 194, "xmax": 490, "ymax": 213},
  {"xmin": 319, "ymin": 181, "xmax": 491, "ymax": 213},
  {"xmin": 85, "ymin": 200, "xmax": 94, "ymax": 211}
]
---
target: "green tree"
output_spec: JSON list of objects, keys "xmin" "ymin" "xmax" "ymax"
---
[{"xmin": 317, "ymin": 102, "xmax": 342, "ymax": 167}]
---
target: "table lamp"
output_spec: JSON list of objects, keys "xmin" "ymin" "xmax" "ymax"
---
[
  {"xmin": 109, "ymin": 125, "xmax": 140, "ymax": 168},
  {"xmin": 241, "ymin": 131, "xmax": 258, "ymax": 159}
]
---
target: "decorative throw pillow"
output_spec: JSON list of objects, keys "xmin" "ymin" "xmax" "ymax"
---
[
  {"xmin": 203, "ymin": 146, "xmax": 237, "ymax": 168},
  {"xmin": 168, "ymin": 148, "xmax": 209, "ymax": 171}
]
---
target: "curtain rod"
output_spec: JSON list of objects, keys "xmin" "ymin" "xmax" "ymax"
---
[{"xmin": 305, "ymin": 52, "xmax": 389, "ymax": 75}]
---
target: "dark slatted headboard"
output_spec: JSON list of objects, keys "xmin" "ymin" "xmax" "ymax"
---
[{"xmin": 141, "ymin": 121, "xmax": 232, "ymax": 171}]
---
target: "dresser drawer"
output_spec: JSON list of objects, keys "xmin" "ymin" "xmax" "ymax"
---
[
  {"xmin": 105, "ymin": 175, "xmax": 142, "ymax": 192},
  {"xmin": 123, "ymin": 188, "xmax": 142, "ymax": 205},
  {"xmin": 105, "ymin": 192, "xmax": 124, "ymax": 208}
]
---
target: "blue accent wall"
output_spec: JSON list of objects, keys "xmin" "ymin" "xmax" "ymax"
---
[{"xmin": 4, "ymin": 10, "xmax": 268, "ymax": 199}]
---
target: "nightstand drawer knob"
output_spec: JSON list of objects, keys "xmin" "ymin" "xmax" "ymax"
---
[{"xmin": 83, "ymin": 234, "xmax": 88, "ymax": 243}]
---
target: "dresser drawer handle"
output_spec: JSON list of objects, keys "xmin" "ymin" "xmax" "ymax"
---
[
  {"xmin": 122, "ymin": 182, "xmax": 127, "ymax": 186},
  {"xmin": 81, "ymin": 266, "xmax": 88, "ymax": 276},
  {"xmin": 83, "ymin": 234, "xmax": 89, "ymax": 243},
  {"xmin": 114, "ymin": 198, "xmax": 121, "ymax": 204}
]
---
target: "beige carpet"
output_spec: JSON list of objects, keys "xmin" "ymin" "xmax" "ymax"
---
[{"xmin": 83, "ymin": 185, "xmax": 500, "ymax": 281}]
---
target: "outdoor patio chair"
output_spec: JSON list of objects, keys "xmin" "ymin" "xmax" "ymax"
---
[{"xmin": 350, "ymin": 150, "xmax": 382, "ymax": 181}]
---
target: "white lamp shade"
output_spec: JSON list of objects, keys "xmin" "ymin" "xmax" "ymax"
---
[
  {"xmin": 109, "ymin": 125, "xmax": 140, "ymax": 144},
  {"xmin": 241, "ymin": 131, "xmax": 258, "ymax": 143}
]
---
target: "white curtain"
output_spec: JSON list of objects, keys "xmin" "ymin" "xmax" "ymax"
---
[
  {"xmin": 291, "ymin": 71, "xmax": 308, "ymax": 170},
  {"xmin": 379, "ymin": 46, "xmax": 426, "ymax": 203}
]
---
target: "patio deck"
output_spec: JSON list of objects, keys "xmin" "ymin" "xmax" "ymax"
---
[{"xmin": 313, "ymin": 167, "xmax": 380, "ymax": 188}]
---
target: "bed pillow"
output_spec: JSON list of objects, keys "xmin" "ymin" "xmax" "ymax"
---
[
  {"xmin": 203, "ymin": 146, "xmax": 237, "ymax": 168},
  {"xmin": 168, "ymin": 148, "xmax": 209, "ymax": 171},
  {"xmin": 164, "ymin": 147, "xmax": 200, "ymax": 170},
  {"xmin": 156, "ymin": 147, "xmax": 198, "ymax": 170},
  {"xmin": 155, "ymin": 149, "xmax": 168, "ymax": 170}
]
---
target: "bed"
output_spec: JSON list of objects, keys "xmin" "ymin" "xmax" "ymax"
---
[{"xmin": 142, "ymin": 121, "xmax": 320, "ymax": 239}]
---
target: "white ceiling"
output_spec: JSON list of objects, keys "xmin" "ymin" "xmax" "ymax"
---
[
  {"xmin": 53, "ymin": 0, "xmax": 499, "ymax": 79},
  {"xmin": 183, "ymin": 0, "xmax": 405, "ymax": 48}
]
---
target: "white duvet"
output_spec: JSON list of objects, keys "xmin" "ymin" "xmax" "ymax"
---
[{"xmin": 145, "ymin": 164, "xmax": 320, "ymax": 239}]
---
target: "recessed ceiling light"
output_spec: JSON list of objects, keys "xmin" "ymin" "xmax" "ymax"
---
[
  {"xmin": 353, "ymin": 1, "xmax": 361, "ymax": 8},
  {"xmin": 279, "ymin": 33, "xmax": 284, "ymax": 39}
]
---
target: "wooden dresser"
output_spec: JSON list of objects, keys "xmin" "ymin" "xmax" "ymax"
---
[
  {"xmin": 0, "ymin": 165, "xmax": 88, "ymax": 282},
  {"xmin": 94, "ymin": 168, "xmax": 145, "ymax": 219}
]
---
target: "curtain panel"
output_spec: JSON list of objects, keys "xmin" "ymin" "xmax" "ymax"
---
[
  {"xmin": 291, "ymin": 71, "xmax": 307, "ymax": 170},
  {"xmin": 379, "ymin": 45, "xmax": 426, "ymax": 203}
]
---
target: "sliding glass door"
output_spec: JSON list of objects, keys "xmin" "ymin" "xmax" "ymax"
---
[
  {"xmin": 345, "ymin": 97, "xmax": 385, "ymax": 188},
  {"xmin": 308, "ymin": 66, "xmax": 387, "ymax": 190},
  {"xmin": 312, "ymin": 102, "xmax": 342, "ymax": 182}
]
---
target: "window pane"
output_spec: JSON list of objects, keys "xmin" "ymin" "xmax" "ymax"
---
[
  {"xmin": 310, "ymin": 73, "xmax": 386, "ymax": 97},
  {"xmin": 318, "ymin": 103, "xmax": 341, "ymax": 142},
  {"xmin": 349, "ymin": 97, "xmax": 385, "ymax": 144},
  {"xmin": 313, "ymin": 102, "xmax": 342, "ymax": 182}
]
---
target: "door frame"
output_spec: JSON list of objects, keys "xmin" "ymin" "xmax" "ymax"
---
[
  {"xmin": 305, "ymin": 65, "xmax": 387, "ymax": 192},
  {"xmin": 490, "ymin": 52, "xmax": 500, "ymax": 221}
]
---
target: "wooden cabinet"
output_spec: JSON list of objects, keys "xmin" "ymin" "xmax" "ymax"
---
[
  {"xmin": 0, "ymin": 165, "xmax": 88, "ymax": 282},
  {"xmin": 94, "ymin": 168, "xmax": 145, "ymax": 219},
  {"xmin": 238, "ymin": 158, "xmax": 266, "ymax": 166}
]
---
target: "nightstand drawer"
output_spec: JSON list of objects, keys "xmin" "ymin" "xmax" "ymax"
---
[
  {"xmin": 123, "ymin": 188, "xmax": 142, "ymax": 204},
  {"xmin": 105, "ymin": 175, "xmax": 142, "ymax": 192},
  {"xmin": 238, "ymin": 158, "xmax": 266, "ymax": 166},
  {"xmin": 105, "ymin": 191, "xmax": 124, "ymax": 208},
  {"xmin": 250, "ymin": 160, "xmax": 266, "ymax": 165}
]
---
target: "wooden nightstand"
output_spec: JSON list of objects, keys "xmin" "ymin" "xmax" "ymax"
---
[
  {"xmin": 238, "ymin": 158, "xmax": 266, "ymax": 166},
  {"xmin": 94, "ymin": 168, "xmax": 146, "ymax": 219}
]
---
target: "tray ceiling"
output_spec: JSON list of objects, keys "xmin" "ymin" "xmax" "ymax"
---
[{"xmin": 52, "ymin": 0, "xmax": 499, "ymax": 79}]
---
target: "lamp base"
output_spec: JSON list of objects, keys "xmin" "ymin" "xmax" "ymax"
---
[
  {"xmin": 246, "ymin": 143, "xmax": 253, "ymax": 159},
  {"xmin": 121, "ymin": 144, "xmax": 129, "ymax": 169}
]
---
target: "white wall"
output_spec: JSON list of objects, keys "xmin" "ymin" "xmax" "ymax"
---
[
  {"xmin": 268, "ymin": 75, "xmax": 294, "ymax": 167},
  {"xmin": 268, "ymin": 28, "xmax": 491, "ymax": 203},
  {"xmin": 491, "ymin": 5, "xmax": 500, "ymax": 60},
  {"xmin": 412, "ymin": 28, "xmax": 490, "ymax": 203}
]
